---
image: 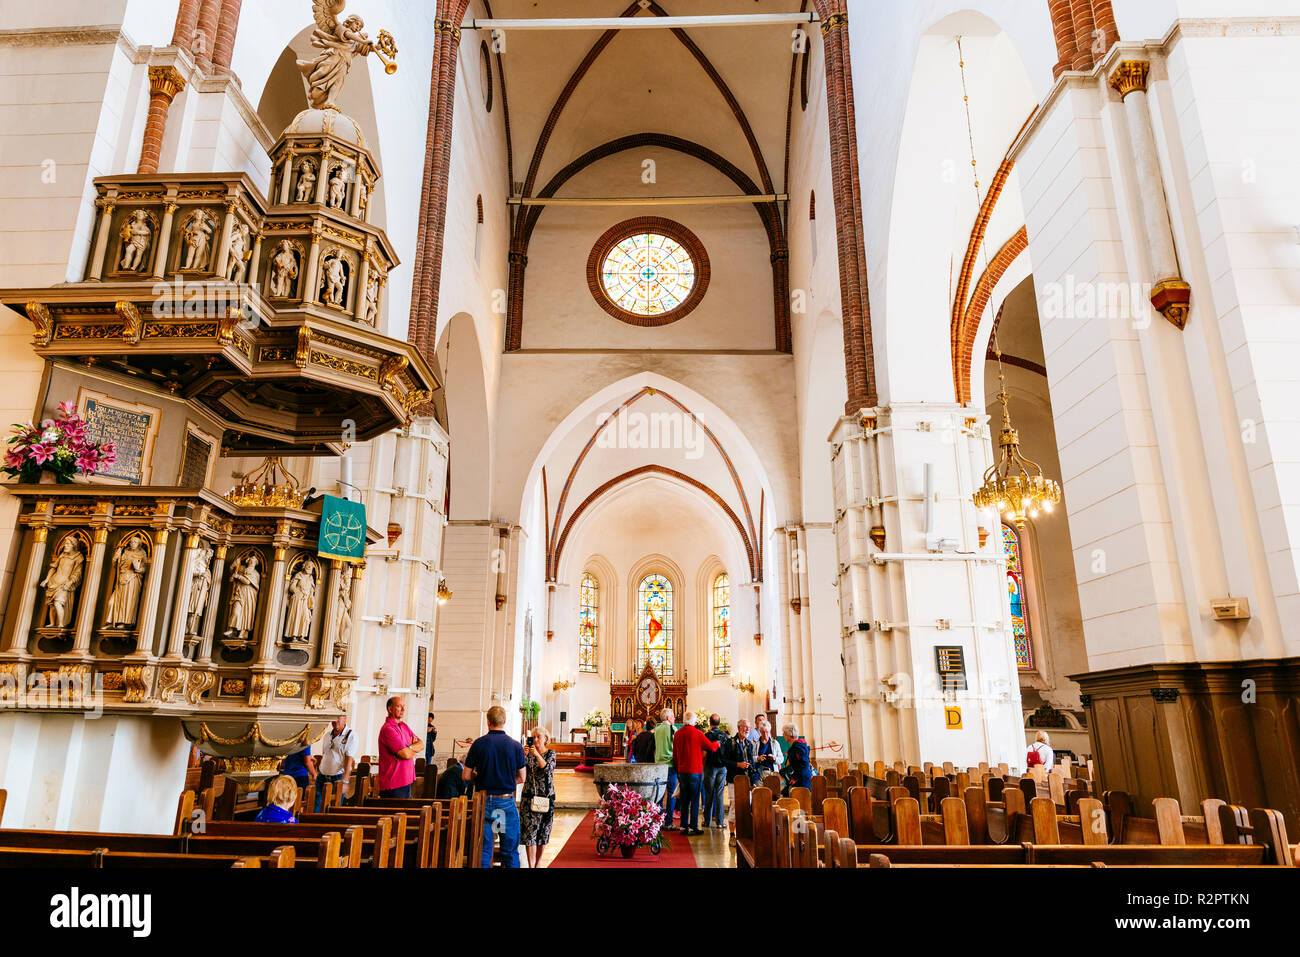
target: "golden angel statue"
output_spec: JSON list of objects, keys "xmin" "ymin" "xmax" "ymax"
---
[{"xmin": 297, "ymin": 0, "xmax": 398, "ymax": 111}]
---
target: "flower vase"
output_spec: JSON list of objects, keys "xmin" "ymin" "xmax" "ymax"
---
[
  {"xmin": 37, "ymin": 472, "xmax": 57, "ymax": 484},
  {"xmin": 619, "ymin": 844, "xmax": 637, "ymax": 859}
]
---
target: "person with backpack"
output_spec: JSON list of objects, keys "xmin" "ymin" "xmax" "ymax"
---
[
  {"xmin": 315, "ymin": 712, "xmax": 357, "ymax": 811},
  {"xmin": 1026, "ymin": 730, "xmax": 1054, "ymax": 771}
]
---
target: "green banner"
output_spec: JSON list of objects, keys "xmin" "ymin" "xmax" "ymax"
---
[{"xmin": 317, "ymin": 494, "xmax": 367, "ymax": 562}]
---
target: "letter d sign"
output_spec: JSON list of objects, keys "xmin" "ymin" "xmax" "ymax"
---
[{"xmin": 944, "ymin": 706, "xmax": 962, "ymax": 730}]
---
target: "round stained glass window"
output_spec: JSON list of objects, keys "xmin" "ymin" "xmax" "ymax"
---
[{"xmin": 587, "ymin": 218, "xmax": 709, "ymax": 326}]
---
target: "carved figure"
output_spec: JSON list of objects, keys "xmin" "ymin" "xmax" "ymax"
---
[
  {"xmin": 284, "ymin": 560, "xmax": 318, "ymax": 641},
  {"xmin": 356, "ymin": 178, "xmax": 369, "ymax": 215},
  {"xmin": 226, "ymin": 222, "xmax": 251, "ymax": 283},
  {"xmin": 180, "ymin": 210, "xmax": 215, "ymax": 270},
  {"xmin": 327, "ymin": 166, "xmax": 348, "ymax": 209},
  {"xmin": 321, "ymin": 253, "xmax": 347, "ymax": 307},
  {"xmin": 334, "ymin": 563, "xmax": 354, "ymax": 665},
  {"xmin": 40, "ymin": 537, "xmax": 85, "ymax": 629},
  {"xmin": 269, "ymin": 241, "xmax": 299, "ymax": 297},
  {"xmin": 185, "ymin": 540, "xmax": 214, "ymax": 632},
  {"xmin": 295, "ymin": 159, "xmax": 318, "ymax": 203},
  {"xmin": 298, "ymin": 1, "xmax": 388, "ymax": 110},
  {"xmin": 118, "ymin": 210, "xmax": 153, "ymax": 271},
  {"xmin": 363, "ymin": 273, "xmax": 379, "ymax": 325},
  {"xmin": 104, "ymin": 533, "xmax": 148, "ymax": 628},
  {"xmin": 223, "ymin": 555, "xmax": 261, "ymax": 646}
]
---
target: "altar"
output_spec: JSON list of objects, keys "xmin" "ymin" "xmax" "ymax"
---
[{"xmin": 610, "ymin": 661, "xmax": 687, "ymax": 723}]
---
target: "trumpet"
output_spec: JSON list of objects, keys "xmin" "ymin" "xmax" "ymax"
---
[{"xmin": 375, "ymin": 29, "xmax": 398, "ymax": 75}]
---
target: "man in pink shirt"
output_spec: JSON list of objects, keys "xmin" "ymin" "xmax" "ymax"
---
[{"xmin": 377, "ymin": 695, "xmax": 422, "ymax": 797}]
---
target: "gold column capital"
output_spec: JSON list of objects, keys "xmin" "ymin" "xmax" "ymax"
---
[
  {"xmin": 148, "ymin": 65, "xmax": 187, "ymax": 101},
  {"xmin": 820, "ymin": 12, "xmax": 847, "ymax": 35},
  {"xmin": 434, "ymin": 19, "xmax": 462, "ymax": 41},
  {"xmin": 1109, "ymin": 60, "xmax": 1150, "ymax": 99}
]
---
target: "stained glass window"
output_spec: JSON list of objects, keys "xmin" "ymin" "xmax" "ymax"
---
[
  {"xmin": 1003, "ymin": 524, "xmax": 1033, "ymax": 670},
  {"xmin": 600, "ymin": 232, "xmax": 696, "ymax": 317},
  {"xmin": 578, "ymin": 572, "xmax": 598, "ymax": 674},
  {"xmin": 637, "ymin": 574, "xmax": 673, "ymax": 676},
  {"xmin": 712, "ymin": 572, "xmax": 731, "ymax": 676}
]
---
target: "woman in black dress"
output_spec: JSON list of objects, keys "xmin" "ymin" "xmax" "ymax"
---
[{"xmin": 519, "ymin": 726, "xmax": 556, "ymax": 867}]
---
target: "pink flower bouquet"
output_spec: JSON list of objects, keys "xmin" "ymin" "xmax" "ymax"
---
[
  {"xmin": 593, "ymin": 784, "xmax": 666, "ymax": 848},
  {"xmin": 3, "ymin": 401, "xmax": 116, "ymax": 484}
]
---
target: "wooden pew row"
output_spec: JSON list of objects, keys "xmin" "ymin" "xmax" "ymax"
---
[
  {"xmin": 0, "ymin": 846, "xmax": 290, "ymax": 868},
  {"xmin": 0, "ymin": 826, "xmax": 352, "ymax": 869},
  {"xmin": 355, "ymin": 792, "xmax": 481, "ymax": 868},
  {"xmin": 738, "ymin": 784, "xmax": 1293, "ymax": 868}
]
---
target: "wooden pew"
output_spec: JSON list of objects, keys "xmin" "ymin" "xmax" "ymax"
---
[{"xmin": 0, "ymin": 826, "xmax": 344, "ymax": 869}]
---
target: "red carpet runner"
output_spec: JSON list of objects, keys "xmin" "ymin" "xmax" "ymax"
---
[{"xmin": 547, "ymin": 811, "xmax": 697, "ymax": 868}]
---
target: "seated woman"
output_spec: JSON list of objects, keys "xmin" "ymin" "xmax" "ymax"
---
[{"xmin": 254, "ymin": 775, "xmax": 300, "ymax": 824}]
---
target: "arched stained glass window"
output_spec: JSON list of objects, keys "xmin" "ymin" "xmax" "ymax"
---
[
  {"xmin": 637, "ymin": 574, "xmax": 673, "ymax": 676},
  {"xmin": 712, "ymin": 572, "xmax": 731, "ymax": 676},
  {"xmin": 578, "ymin": 572, "xmax": 598, "ymax": 673},
  {"xmin": 1002, "ymin": 525, "xmax": 1033, "ymax": 670},
  {"xmin": 600, "ymin": 232, "xmax": 696, "ymax": 318}
]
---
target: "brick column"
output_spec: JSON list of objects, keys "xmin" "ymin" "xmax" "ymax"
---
[
  {"xmin": 814, "ymin": 1, "xmax": 876, "ymax": 412},
  {"xmin": 408, "ymin": 3, "xmax": 472, "ymax": 358},
  {"xmin": 194, "ymin": 0, "xmax": 221, "ymax": 73},
  {"xmin": 138, "ymin": 66, "xmax": 186, "ymax": 175},
  {"xmin": 212, "ymin": 0, "xmax": 243, "ymax": 75},
  {"xmin": 1069, "ymin": 0, "xmax": 1098, "ymax": 71},
  {"xmin": 1048, "ymin": 0, "xmax": 1079, "ymax": 78},
  {"xmin": 1091, "ymin": 0, "xmax": 1120, "ymax": 58},
  {"xmin": 172, "ymin": 0, "xmax": 202, "ymax": 49}
]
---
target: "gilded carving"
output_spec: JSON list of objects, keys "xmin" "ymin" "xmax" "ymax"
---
[
  {"xmin": 296, "ymin": 325, "xmax": 313, "ymax": 367},
  {"xmin": 115, "ymin": 301, "xmax": 143, "ymax": 343},
  {"xmin": 248, "ymin": 672, "xmax": 272, "ymax": 707},
  {"xmin": 298, "ymin": 1, "xmax": 398, "ymax": 111},
  {"xmin": 121, "ymin": 665, "xmax": 155, "ymax": 703},
  {"xmin": 276, "ymin": 680, "xmax": 303, "ymax": 698},
  {"xmin": 311, "ymin": 351, "xmax": 374, "ymax": 379},
  {"xmin": 220, "ymin": 677, "xmax": 246, "ymax": 696},
  {"xmin": 118, "ymin": 210, "xmax": 154, "ymax": 272},
  {"xmin": 185, "ymin": 670, "xmax": 216, "ymax": 705},
  {"xmin": 157, "ymin": 665, "xmax": 188, "ymax": 703},
  {"xmin": 378, "ymin": 354, "xmax": 408, "ymax": 390},
  {"xmin": 179, "ymin": 209, "xmax": 217, "ymax": 271},
  {"xmin": 0, "ymin": 663, "xmax": 28, "ymax": 703},
  {"xmin": 25, "ymin": 302, "xmax": 53, "ymax": 345},
  {"xmin": 1109, "ymin": 60, "xmax": 1150, "ymax": 99}
]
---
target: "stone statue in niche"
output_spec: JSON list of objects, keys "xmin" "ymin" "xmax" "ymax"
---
[
  {"xmin": 356, "ymin": 178, "xmax": 369, "ymax": 216},
  {"xmin": 320, "ymin": 252, "xmax": 347, "ymax": 307},
  {"xmin": 327, "ymin": 166, "xmax": 348, "ymax": 209},
  {"xmin": 363, "ymin": 274, "xmax": 379, "ymax": 325},
  {"xmin": 333, "ymin": 562, "xmax": 354, "ymax": 666},
  {"xmin": 226, "ymin": 222, "xmax": 251, "ymax": 283},
  {"xmin": 295, "ymin": 159, "xmax": 318, "ymax": 203},
  {"xmin": 103, "ymin": 533, "xmax": 148, "ymax": 629},
  {"xmin": 185, "ymin": 540, "xmax": 214, "ymax": 634},
  {"xmin": 283, "ymin": 559, "xmax": 318, "ymax": 643},
  {"xmin": 40, "ymin": 537, "xmax": 85, "ymax": 630},
  {"xmin": 298, "ymin": 0, "xmax": 395, "ymax": 111},
  {"xmin": 118, "ymin": 210, "xmax": 153, "ymax": 271},
  {"xmin": 222, "ymin": 554, "xmax": 261, "ymax": 649},
  {"xmin": 269, "ymin": 241, "xmax": 299, "ymax": 298},
  {"xmin": 180, "ymin": 210, "xmax": 216, "ymax": 271}
]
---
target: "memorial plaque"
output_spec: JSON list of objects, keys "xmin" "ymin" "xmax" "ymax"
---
[
  {"xmin": 179, "ymin": 427, "xmax": 215, "ymax": 487},
  {"xmin": 415, "ymin": 645, "xmax": 427, "ymax": 690},
  {"xmin": 78, "ymin": 392, "xmax": 159, "ymax": 485}
]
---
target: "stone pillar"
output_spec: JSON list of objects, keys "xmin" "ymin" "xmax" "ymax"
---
[
  {"xmin": 256, "ymin": 546, "xmax": 289, "ymax": 665},
  {"xmin": 355, "ymin": 247, "xmax": 372, "ymax": 323},
  {"xmin": 214, "ymin": 201, "xmax": 236, "ymax": 280},
  {"xmin": 304, "ymin": 228, "xmax": 323, "ymax": 303},
  {"xmin": 69, "ymin": 525, "xmax": 109, "ymax": 658},
  {"xmin": 88, "ymin": 201, "xmax": 116, "ymax": 281},
  {"xmin": 212, "ymin": 0, "xmax": 242, "ymax": 75},
  {"xmin": 138, "ymin": 66, "xmax": 186, "ymax": 175},
  {"xmin": 152, "ymin": 201, "xmax": 178, "ymax": 280},
  {"xmin": 165, "ymin": 534, "xmax": 203, "ymax": 658},
  {"xmin": 314, "ymin": 149, "xmax": 332, "ymax": 206},
  {"xmin": 194, "ymin": 0, "xmax": 221, "ymax": 73},
  {"xmin": 133, "ymin": 529, "xmax": 170, "ymax": 658},
  {"xmin": 2, "ymin": 527, "xmax": 49, "ymax": 655},
  {"xmin": 247, "ymin": 231, "xmax": 263, "ymax": 287},
  {"xmin": 317, "ymin": 559, "xmax": 345, "ymax": 669},
  {"xmin": 198, "ymin": 545, "xmax": 227, "ymax": 664},
  {"xmin": 278, "ymin": 154, "xmax": 294, "ymax": 206},
  {"xmin": 1110, "ymin": 60, "xmax": 1190, "ymax": 329},
  {"xmin": 342, "ymin": 561, "xmax": 366, "ymax": 673}
]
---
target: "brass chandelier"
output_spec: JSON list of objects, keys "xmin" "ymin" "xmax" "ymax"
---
[
  {"xmin": 954, "ymin": 36, "xmax": 1061, "ymax": 530},
  {"xmin": 228, "ymin": 456, "xmax": 308, "ymax": 509}
]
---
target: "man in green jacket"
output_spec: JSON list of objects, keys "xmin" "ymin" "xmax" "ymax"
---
[{"xmin": 653, "ymin": 708, "xmax": 677, "ymax": 829}]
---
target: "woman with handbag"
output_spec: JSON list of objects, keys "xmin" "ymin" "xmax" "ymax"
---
[{"xmin": 519, "ymin": 725, "xmax": 557, "ymax": 867}]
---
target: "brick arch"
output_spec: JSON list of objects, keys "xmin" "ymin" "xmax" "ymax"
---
[
  {"xmin": 507, "ymin": 133, "xmax": 789, "ymax": 351},
  {"xmin": 952, "ymin": 225, "xmax": 1029, "ymax": 404}
]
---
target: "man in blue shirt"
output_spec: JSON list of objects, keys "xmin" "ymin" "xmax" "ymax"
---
[
  {"xmin": 280, "ymin": 746, "xmax": 314, "ymax": 794},
  {"xmin": 463, "ymin": 705, "xmax": 527, "ymax": 868},
  {"xmin": 781, "ymin": 723, "xmax": 813, "ymax": 793}
]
